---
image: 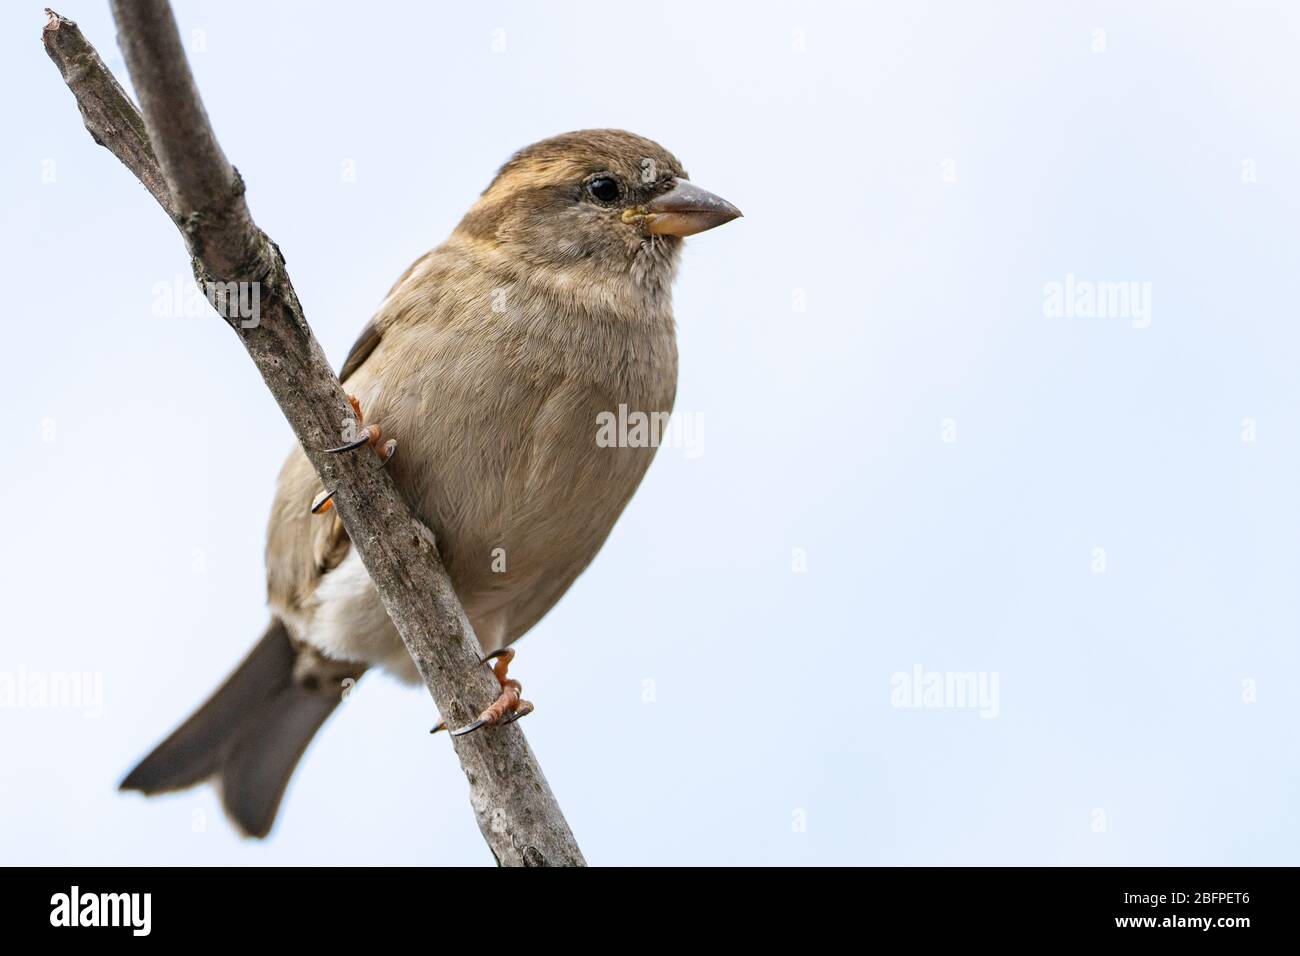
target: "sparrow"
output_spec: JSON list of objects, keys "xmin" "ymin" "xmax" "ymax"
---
[{"xmin": 119, "ymin": 130, "xmax": 742, "ymax": 837}]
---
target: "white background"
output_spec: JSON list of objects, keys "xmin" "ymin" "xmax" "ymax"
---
[{"xmin": 2, "ymin": 0, "xmax": 1298, "ymax": 864}]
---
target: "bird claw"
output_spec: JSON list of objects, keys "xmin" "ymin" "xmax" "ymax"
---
[
  {"xmin": 431, "ymin": 648, "xmax": 534, "ymax": 737},
  {"xmin": 499, "ymin": 700, "xmax": 535, "ymax": 726},
  {"xmin": 326, "ymin": 395, "xmax": 385, "ymax": 455},
  {"xmin": 313, "ymin": 396, "xmax": 395, "ymax": 514},
  {"xmin": 450, "ymin": 717, "xmax": 490, "ymax": 738},
  {"xmin": 326, "ymin": 424, "xmax": 381, "ymax": 454},
  {"xmin": 449, "ymin": 693, "xmax": 534, "ymax": 737}
]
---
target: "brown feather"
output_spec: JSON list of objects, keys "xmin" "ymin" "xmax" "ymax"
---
[{"xmin": 266, "ymin": 131, "xmax": 684, "ymax": 680}]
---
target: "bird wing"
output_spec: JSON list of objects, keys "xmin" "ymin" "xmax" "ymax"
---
[
  {"xmin": 339, "ymin": 250, "xmax": 436, "ymax": 383},
  {"xmin": 339, "ymin": 318, "xmax": 383, "ymax": 383},
  {"xmin": 268, "ymin": 250, "xmax": 442, "ymax": 619}
]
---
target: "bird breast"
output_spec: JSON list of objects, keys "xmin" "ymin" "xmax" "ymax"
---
[{"xmin": 351, "ymin": 245, "xmax": 679, "ymax": 638}]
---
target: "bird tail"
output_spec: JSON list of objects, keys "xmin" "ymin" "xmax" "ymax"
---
[{"xmin": 119, "ymin": 619, "xmax": 363, "ymax": 838}]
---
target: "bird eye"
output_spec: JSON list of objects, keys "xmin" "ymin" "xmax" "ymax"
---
[{"xmin": 586, "ymin": 176, "xmax": 621, "ymax": 203}]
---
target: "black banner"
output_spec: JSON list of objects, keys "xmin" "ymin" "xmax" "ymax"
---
[{"xmin": 0, "ymin": 866, "xmax": 1283, "ymax": 941}]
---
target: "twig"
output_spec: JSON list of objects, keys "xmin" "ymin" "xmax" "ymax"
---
[
  {"xmin": 41, "ymin": 7, "xmax": 174, "ymax": 218},
  {"xmin": 42, "ymin": 5, "xmax": 584, "ymax": 867}
]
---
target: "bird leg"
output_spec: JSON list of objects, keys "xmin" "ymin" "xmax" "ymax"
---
[
  {"xmin": 429, "ymin": 648, "xmax": 534, "ymax": 736},
  {"xmin": 312, "ymin": 395, "xmax": 397, "ymax": 514}
]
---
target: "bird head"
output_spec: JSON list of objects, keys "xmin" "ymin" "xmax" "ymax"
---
[{"xmin": 455, "ymin": 130, "xmax": 741, "ymax": 289}]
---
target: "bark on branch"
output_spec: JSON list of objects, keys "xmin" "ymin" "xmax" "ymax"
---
[{"xmin": 42, "ymin": 4, "xmax": 584, "ymax": 867}]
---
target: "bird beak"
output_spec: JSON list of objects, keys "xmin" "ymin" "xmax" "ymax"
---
[{"xmin": 641, "ymin": 180, "xmax": 743, "ymax": 237}]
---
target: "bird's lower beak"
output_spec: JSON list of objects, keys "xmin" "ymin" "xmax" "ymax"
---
[{"xmin": 640, "ymin": 180, "xmax": 743, "ymax": 237}]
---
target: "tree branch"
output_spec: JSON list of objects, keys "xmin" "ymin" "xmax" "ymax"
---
[
  {"xmin": 42, "ymin": 5, "xmax": 584, "ymax": 867},
  {"xmin": 40, "ymin": 7, "xmax": 175, "ymax": 218}
]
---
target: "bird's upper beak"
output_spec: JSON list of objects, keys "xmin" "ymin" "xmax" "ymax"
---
[{"xmin": 640, "ymin": 180, "xmax": 743, "ymax": 237}]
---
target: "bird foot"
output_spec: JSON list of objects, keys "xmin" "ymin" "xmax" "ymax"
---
[
  {"xmin": 312, "ymin": 395, "xmax": 397, "ymax": 514},
  {"xmin": 430, "ymin": 648, "xmax": 534, "ymax": 737}
]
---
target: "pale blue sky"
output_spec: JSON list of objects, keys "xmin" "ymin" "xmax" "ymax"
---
[{"xmin": 2, "ymin": 0, "xmax": 1298, "ymax": 865}]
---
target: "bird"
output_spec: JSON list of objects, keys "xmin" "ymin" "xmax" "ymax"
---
[{"xmin": 118, "ymin": 129, "xmax": 742, "ymax": 837}]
